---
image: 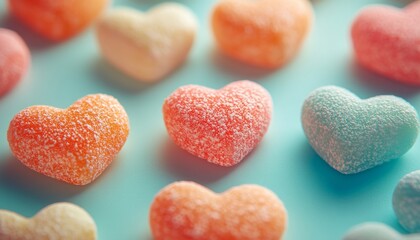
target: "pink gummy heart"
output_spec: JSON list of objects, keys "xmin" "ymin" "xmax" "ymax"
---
[
  {"xmin": 351, "ymin": 1, "xmax": 420, "ymax": 85},
  {"xmin": 0, "ymin": 28, "xmax": 30, "ymax": 97},
  {"xmin": 163, "ymin": 81, "xmax": 272, "ymax": 166}
]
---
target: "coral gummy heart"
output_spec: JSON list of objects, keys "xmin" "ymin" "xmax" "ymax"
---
[
  {"xmin": 95, "ymin": 3, "xmax": 197, "ymax": 82},
  {"xmin": 8, "ymin": 0, "xmax": 107, "ymax": 41},
  {"xmin": 149, "ymin": 181, "xmax": 287, "ymax": 240},
  {"xmin": 351, "ymin": 1, "xmax": 420, "ymax": 85},
  {"xmin": 7, "ymin": 94, "xmax": 129, "ymax": 185},
  {"xmin": 301, "ymin": 86, "xmax": 419, "ymax": 174},
  {"xmin": 0, "ymin": 202, "xmax": 97, "ymax": 240},
  {"xmin": 163, "ymin": 80, "xmax": 272, "ymax": 166},
  {"xmin": 342, "ymin": 222, "xmax": 420, "ymax": 240},
  {"xmin": 393, "ymin": 170, "xmax": 420, "ymax": 233},
  {"xmin": 211, "ymin": 0, "xmax": 313, "ymax": 68},
  {"xmin": 0, "ymin": 28, "xmax": 29, "ymax": 97}
]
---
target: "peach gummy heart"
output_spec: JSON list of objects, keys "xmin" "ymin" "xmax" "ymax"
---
[
  {"xmin": 0, "ymin": 28, "xmax": 30, "ymax": 97},
  {"xmin": 7, "ymin": 94, "xmax": 129, "ymax": 185},
  {"xmin": 0, "ymin": 202, "xmax": 97, "ymax": 240},
  {"xmin": 8, "ymin": 0, "xmax": 107, "ymax": 41},
  {"xmin": 95, "ymin": 3, "xmax": 197, "ymax": 82},
  {"xmin": 163, "ymin": 80, "xmax": 272, "ymax": 167},
  {"xmin": 211, "ymin": 0, "xmax": 313, "ymax": 68},
  {"xmin": 150, "ymin": 181, "xmax": 287, "ymax": 240}
]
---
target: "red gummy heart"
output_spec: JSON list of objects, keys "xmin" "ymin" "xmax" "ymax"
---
[
  {"xmin": 351, "ymin": 1, "xmax": 420, "ymax": 85},
  {"xmin": 149, "ymin": 181, "xmax": 287, "ymax": 240},
  {"xmin": 7, "ymin": 94, "xmax": 130, "ymax": 185},
  {"xmin": 163, "ymin": 80, "xmax": 272, "ymax": 166}
]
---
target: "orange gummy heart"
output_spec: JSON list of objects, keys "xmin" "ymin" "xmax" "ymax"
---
[
  {"xmin": 8, "ymin": 0, "xmax": 107, "ymax": 41},
  {"xmin": 150, "ymin": 181, "xmax": 287, "ymax": 240},
  {"xmin": 7, "ymin": 94, "xmax": 129, "ymax": 185},
  {"xmin": 211, "ymin": 0, "xmax": 313, "ymax": 68}
]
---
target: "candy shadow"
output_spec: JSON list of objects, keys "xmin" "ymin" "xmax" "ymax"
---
[
  {"xmin": 210, "ymin": 48, "xmax": 276, "ymax": 80},
  {"xmin": 159, "ymin": 138, "xmax": 241, "ymax": 184},
  {"xmin": 0, "ymin": 155, "xmax": 114, "ymax": 201},
  {"xmin": 91, "ymin": 57, "xmax": 154, "ymax": 93},
  {"xmin": 0, "ymin": 14, "xmax": 55, "ymax": 51},
  {"xmin": 350, "ymin": 60, "xmax": 420, "ymax": 98},
  {"xmin": 128, "ymin": 0, "xmax": 196, "ymax": 6},
  {"xmin": 297, "ymin": 140, "xmax": 402, "ymax": 196},
  {"xmin": 138, "ymin": 233, "xmax": 153, "ymax": 240}
]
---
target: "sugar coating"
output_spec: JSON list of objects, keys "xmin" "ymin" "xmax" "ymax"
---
[
  {"xmin": 7, "ymin": 94, "xmax": 130, "ymax": 185},
  {"xmin": 393, "ymin": 170, "xmax": 420, "ymax": 233},
  {"xmin": 0, "ymin": 28, "xmax": 30, "ymax": 97},
  {"xmin": 342, "ymin": 222, "xmax": 420, "ymax": 240},
  {"xmin": 163, "ymin": 80, "xmax": 272, "ymax": 166},
  {"xmin": 351, "ymin": 1, "xmax": 420, "ymax": 85},
  {"xmin": 149, "ymin": 181, "xmax": 287, "ymax": 240},
  {"xmin": 0, "ymin": 202, "xmax": 97, "ymax": 240},
  {"xmin": 211, "ymin": 0, "xmax": 313, "ymax": 68},
  {"xmin": 301, "ymin": 86, "xmax": 419, "ymax": 174},
  {"xmin": 8, "ymin": 0, "xmax": 107, "ymax": 41},
  {"xmin": 95, "ymin": 3, "xmax": 197, "ymax": 82}
]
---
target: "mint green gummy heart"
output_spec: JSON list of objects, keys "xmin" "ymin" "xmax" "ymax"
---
[
  {"xmin": 301, "ymin": 86, "xmax": 419, "ymax": 174},
  {"xmin": 342, "ymin": 222, "xmax": 420, "ymax": 240}
]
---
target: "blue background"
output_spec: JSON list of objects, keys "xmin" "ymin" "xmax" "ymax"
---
[{"xmin": 1, "ymin": 0, "xmax": 419, "ymax": 239}]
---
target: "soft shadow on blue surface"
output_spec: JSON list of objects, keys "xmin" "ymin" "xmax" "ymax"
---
[
  {"xmin": 160, "ymin": 138, "xmax": 244, "ymax": 184},
  {"xmin": 210, "ymin": 48, "xmax": 276, "ymax": 80},
  {"xmin": 0, "ymin": 14, "xmax": 55, "ymax": 51},
  {"xmin": 91, "ymin": 58, "xmax": 154, "ymax": 93},
  {"xmin": 0, "ymin": 155, "xmax": 115, "ymax": 201},
  {"xmin": 350, "ymin": 60, "xmax": 420, "ymax": 98},
  {"xmin": 297, "ymin": 140, "xmax": 402, "ymax": 196},
  {"xmin": 126, "ymin": 0, "xmax": 197, "ymax": 7}
]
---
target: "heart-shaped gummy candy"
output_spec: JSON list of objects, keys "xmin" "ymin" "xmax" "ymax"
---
[
  {"xmin": 95, "ymin": 3, "xmax": 197, "ymax": 82},
  {"xmin": 351, "ymin": 1, "xmax": 420, "ymax": 85},
  {"xmin": 7, "ymin": 94, "xmax": 130, "ymax": 185},
  {"xmin": 149, "ymin": 181, "xmax": 287, "ymax": 240},
  {"xmin": 163, "ymin": 80, "xmax": 272, "ymax": 166},
  {"xmin": 301, "ymin": 86, "xmax": 419, "ymax": 174},
  {"xmin": 0, "ymin": 202, "xmax": 96, "ymax": 240}
]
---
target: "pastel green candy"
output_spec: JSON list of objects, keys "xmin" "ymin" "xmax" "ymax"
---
[
  {"xmin": 393, "ymin": 170, "xmax": 420, "ymax": 233},
  {"xmin": 342, "ymin": 222, "xmax": 420, "ymax": 240},
  {"xmin": 301, "ymin": 86, "xmax": 419, "ymax": 174}
]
